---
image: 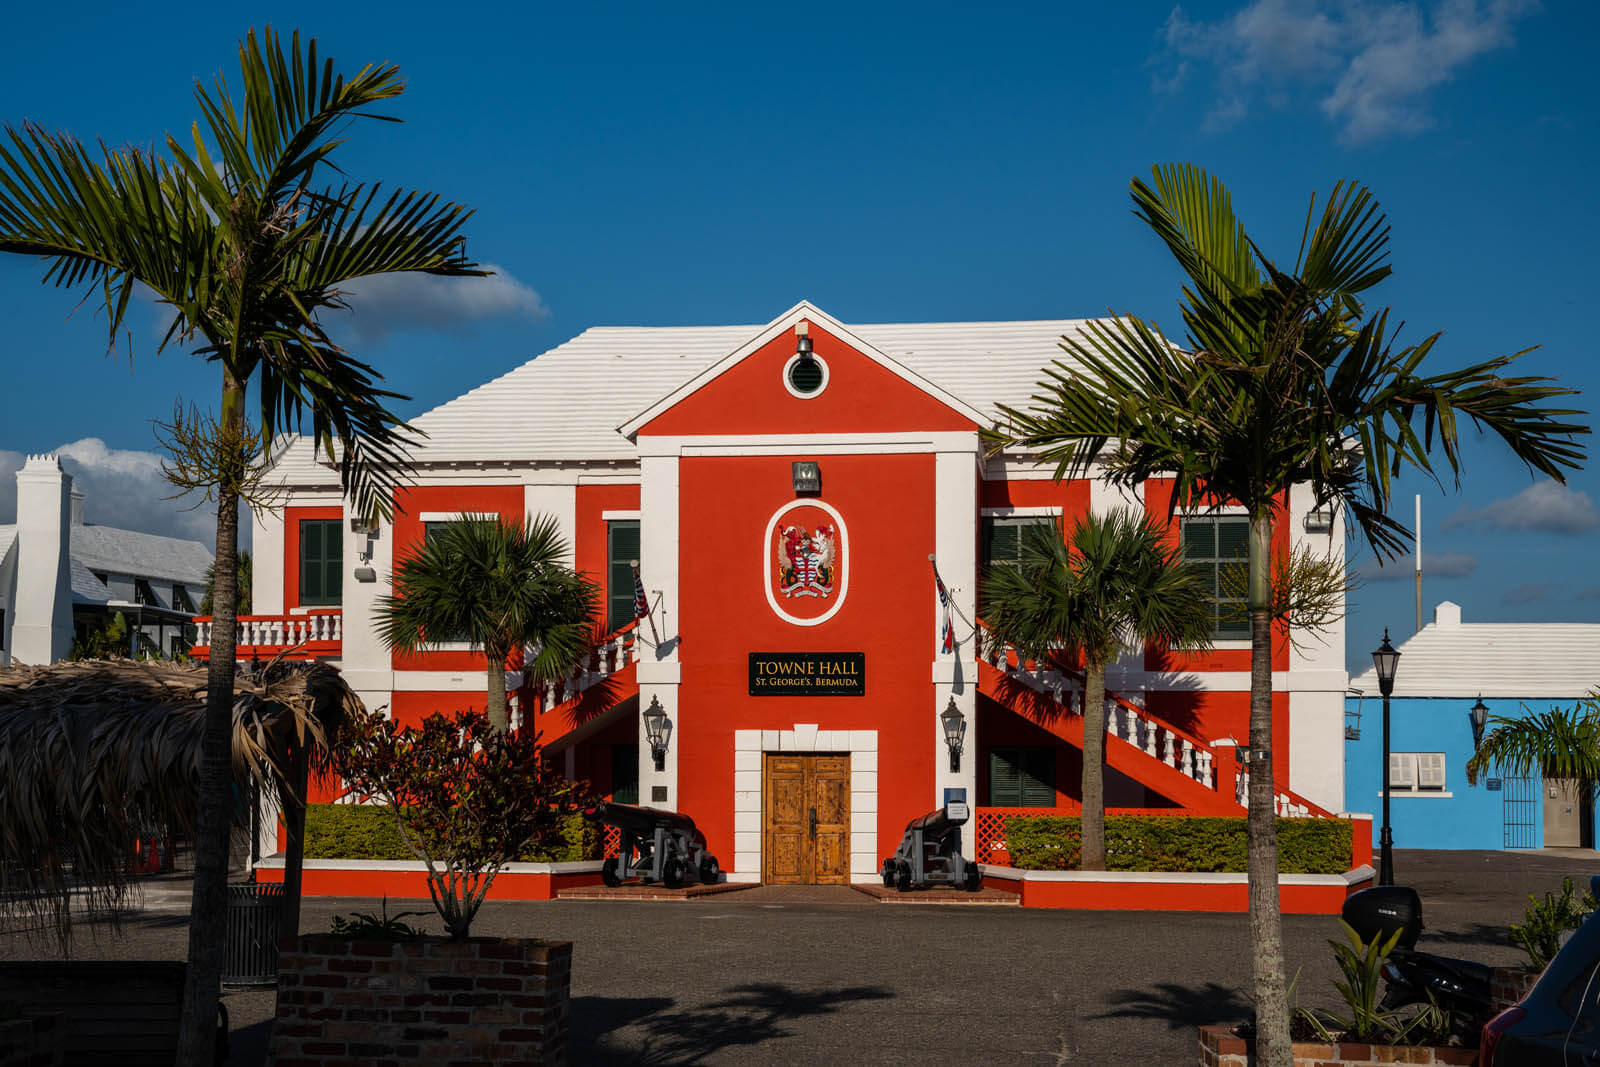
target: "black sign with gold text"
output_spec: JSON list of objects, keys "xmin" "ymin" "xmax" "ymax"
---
[{"xmin": 748, "ymin": 652, "xmax": 865, "ymax": 696}]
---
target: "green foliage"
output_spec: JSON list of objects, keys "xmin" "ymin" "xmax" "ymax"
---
[
  {"xmin": 1511, "ymin": 876, "xmax": 1597, "ymax": 970},
  {"xmin": 199, "ymin": 550, "xmax": 252, "ymax": 616},
  {"xmin": 333, "ymin": 707, "xmax": 593, "ymax": 939},
  {"xmin": 1300, "ymin": 921, "xmax": 1405, "ymax": 1044},
  {"xmin": 1468, "ymin": 698, "xmax": 1600, "ymax": 786},
  {"xmin": 70, "ymin": 611, "xmax": 129, "ymax": 660},
  {"xmin": 1003, "ymin": 815, "xmax": 1351, "ymax": 873},
  {"xmin": 305, "ymin": 802, "xmax": 599, "ymax": 862},
  {"xmin": 327, "ymin": 897, "xmax": 428, "ymax": 942}
]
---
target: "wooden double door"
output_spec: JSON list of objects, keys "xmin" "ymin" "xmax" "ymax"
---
[{"xmin": 763, "ymin": 753, "xmax": 850, "ymax": 884}]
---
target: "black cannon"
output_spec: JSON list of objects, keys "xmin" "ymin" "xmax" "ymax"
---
[
  {"xmin": 583, "ymin": 801, "xmax": 721, "ymax": 889},
  {"xmin": 881, "ymin": 802, "xmax": 982, "ymax": 892}
]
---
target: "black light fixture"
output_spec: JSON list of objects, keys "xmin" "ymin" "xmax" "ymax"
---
[
  {"xmin": 940, "ymin": 697, "xmax": 966, "ymax": 772},
  {"xmin": 642, "ymin": 695, "xmax": 671, "ymax": 772},
  {"xmin": 1372, "ymin": 629, "xmax": 1400, "ymax": 887},
  {"xmin": 1470, "ymin": 696, "xmax": 1489, "ymax": 751}
]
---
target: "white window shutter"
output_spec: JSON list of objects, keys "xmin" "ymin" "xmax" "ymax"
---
[
  {"xmin": 1388, "ymin": 753, "xmax": 1418, "ymax": 789},
  {"xmin": 1417, "ymin": 753, "xmax": 1447, "ymax": 790}
]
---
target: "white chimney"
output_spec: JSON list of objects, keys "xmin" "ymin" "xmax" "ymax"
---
[
  {"xmin": 11, "ymin": 455, "xmax": 75, "ymax": 664},
  {"xmin": 1433, "ymin": 601, "xmax": 1462, "ymax": 628},
  {"xmin": 70, "ymin": 487, "xmax": 85, "ymax": 526}
]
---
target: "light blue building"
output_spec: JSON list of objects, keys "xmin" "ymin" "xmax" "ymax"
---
[{"xmin": 1345, "ymin": 601, "xmax": 1600, "ymax": 851}]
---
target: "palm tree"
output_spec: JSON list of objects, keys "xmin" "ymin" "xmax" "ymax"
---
[
  {"xmin": 1468, "ymin": 699, "xmax": 1600, "ymax": 794},
  {"xmin": 0, "ymin": 30, "xmax": 482, "ymax": 1063},
  {"xmin": 981, "ymin": 510, "xmax": 1215, "ymax": 869},
  {"xmin": 375, "ymin": 515, "xmax": 599, "ymax": 733},
  {"xmin": 199, "ymin": 550, "xmax": 252, "ymax": 615},
  {"xmin": 989, "ymin": 163, "xmax": 1587, "ymax": 1065}
]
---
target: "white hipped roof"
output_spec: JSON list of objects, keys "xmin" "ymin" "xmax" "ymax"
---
[
  {"xmin": 1348, "ymin": 601, "xmax": 1600, "ymax": 701},
  {"xmin": 402, "ymin": 303, "xmax": 1104, "ymax": 462}
]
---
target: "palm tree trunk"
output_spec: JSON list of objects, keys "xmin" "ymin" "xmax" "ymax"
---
[
  {"xmin": 176, "ymin": 372, "xmax": 244, "ymax": 1066},
  {"xmin": 485, "ymin": 651, "xmax": 508, "ymax": 733},
  {"xmin": 279, "ymin": 738, "xmax": 310, "ymax": 943},
  {"xmin": 1246, "ymin": 512, "xmax": 1290, "ymax": 1066},
  {"xmin": 1080, "ymin": 660, "xmax": 1108, "ymax": 871}
]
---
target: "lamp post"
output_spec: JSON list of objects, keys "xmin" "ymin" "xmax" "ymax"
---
[{"xmin": 1372, "ymin": 630, "xmax": 1401, "ymax": 886}]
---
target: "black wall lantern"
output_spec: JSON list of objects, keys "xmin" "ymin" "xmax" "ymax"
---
[
  {"xmin": 1470, "ymin": 696, "xmax": 1489, "ymax": 751},
  {"xmin": 941, "ymin": 697, "xmax": 966, "ymax": 773},
  {"xmin": 642, "ymin": 695, "xmax": 671, "ymax": 771}
]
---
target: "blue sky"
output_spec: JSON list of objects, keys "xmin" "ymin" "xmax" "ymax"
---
[{"xmin": 1, "ymin": 1, "xmax": 1595, "ymax": 672}]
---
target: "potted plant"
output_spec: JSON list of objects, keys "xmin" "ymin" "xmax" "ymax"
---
[{"xmin": 267, "ymin": 707, "xmax": 589, "ymax": 1065}]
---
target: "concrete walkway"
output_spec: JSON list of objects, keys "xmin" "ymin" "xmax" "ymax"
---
[{"xmin": 4, "ymin": 849, "xmax": 1596, "ymax": 1064}]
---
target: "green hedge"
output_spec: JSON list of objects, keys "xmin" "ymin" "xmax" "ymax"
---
[
  {"xmin": 1003, "ymin": 815, "xmax": 1352, "ymax": 874},
  {"xmin": 303, "ymin": 803, "xmax": 600, "ymax": 863}
]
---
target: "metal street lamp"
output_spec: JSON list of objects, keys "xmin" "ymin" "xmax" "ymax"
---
[
  {"xmin": 941, "ymin": 698, "xmax": 966, "ymax": 773},
  {"xmin": 642, "ymin": 696, "xmax": 671, "ymax": 772},
  {"xmin": 1372, "ymin": 630, "xmax": 1400, "ymax": 886},
  {"xmin": 1470, "ymin": 696, "xmax": 1489, "ymax": 751}
]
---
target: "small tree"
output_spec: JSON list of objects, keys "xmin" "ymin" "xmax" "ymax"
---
[
  {"xmin": 335, "ymin": 706, "xmax": 586, "ymax": 939},
  {"xmin": 375, "ymin": 514, "xmax": 598, "ymax": 733},
  {"xmin": 981, "ymin": 510, "xmax": 1215, "ymax": 869}
]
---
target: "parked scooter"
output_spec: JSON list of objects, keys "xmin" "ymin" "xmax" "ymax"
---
[{"xmin": 1341, "ymin": 886, "xmax": 1494, "ymax": 1035}]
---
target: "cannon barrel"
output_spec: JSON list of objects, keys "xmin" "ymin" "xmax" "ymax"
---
[
  {"xmin": 903, "ymin": 802, "xmax": 970, "ymax": 836},
  {"xmin": 583, "ymin": 801, "xmax": 699, "ymax": 835}
]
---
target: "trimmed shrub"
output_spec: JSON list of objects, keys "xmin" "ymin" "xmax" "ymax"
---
[
  {"xmin": 304, "ymin": 803, "xmax": 600, "ymax": 863},
  {"xmin": 1003, "ymin": 815, "xmax": 1352, "ymax": 874}
]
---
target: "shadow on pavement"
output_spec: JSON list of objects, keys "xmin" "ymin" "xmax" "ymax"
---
[
  {"xmin": 1095, "ymin": 981, "xmax": 1252, "ymax": 1031},
  {"xmin": 1421, "ymin": 921, "xmax": 1513, "ymax": 951},
  {"xmin": 227, "ymin": 1017, "xmax": 274, "ymax": 1066},
  {"xmin": 573, "ymin": 982, "xmax": 895, "ymax": 1064}
]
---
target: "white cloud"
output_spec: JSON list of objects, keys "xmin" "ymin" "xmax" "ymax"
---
[
  {"xmin": 1358, "ymin": 549, "xmax": 1477, "ymax": 579},
  {"xmin": 1443, "ymin": 480, "xmax": 1600, "ymax": 534},
  {"xmin": 1157, "ymin": 0, "xmax": 1536, "ymax": 143},
  {"xmin": 0, "ymin": 439, "xmax": 224, "ymax": 549},
  {"xmin": 335, "ymin": 263, "xmax": 547, "ymax": 344}
]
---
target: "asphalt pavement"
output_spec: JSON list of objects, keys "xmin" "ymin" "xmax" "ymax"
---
[{"xmin": 4, "ymin": 849, "xmax": 1596, "ymax": 1065}]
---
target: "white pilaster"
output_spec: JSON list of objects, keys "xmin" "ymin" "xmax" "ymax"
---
[
  {"xmin": 251, "ymin": 505, "xmax": 285, "ymax": 615},
  {"xmin": 12, "ymin": 456, "xmax": 74, "ymax": 665},
  {"xmin": 524, "ymin": 483, "xmax": 578, "ymax": 568},
  {"xmin": 638, "ymin": 448, "xmax": 680, "ymax": 808},
  {"xmin": 1287, "ymin": 481, "xmax": 1348, "ymax": 810},
  {"xmin": 339, "ymin": 511, "xmax": 395, "ymax": 702},
  {"xmin": 1091, "ymin": 474, "xmax": 1148, "ymax": 680},
  {"xmin": 933, "ymin": 447, "xmax": 979, "ymax": 822}
]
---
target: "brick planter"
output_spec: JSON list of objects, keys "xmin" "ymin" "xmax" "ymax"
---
[
  {"xmin": 268, "ymin": 935, "xmax": 572, "ymax": 1066},
  {"xmin": 1488, "ymin": 965, "xmax": 1540, "ymax": 1014},
  {"xmin": 1198, "ymin": 1025, "xmax": 1477, "ymax": 1065}
]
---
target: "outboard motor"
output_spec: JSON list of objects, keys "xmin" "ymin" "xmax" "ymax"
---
[{"xmin": 1343, "ymin": 886, "xmax": 1492, "ymax": 1032}]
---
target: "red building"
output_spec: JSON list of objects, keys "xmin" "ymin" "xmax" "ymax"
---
[{"xmin": 201, "ymin": 302, "xmax": 1349, "ymax": 884}]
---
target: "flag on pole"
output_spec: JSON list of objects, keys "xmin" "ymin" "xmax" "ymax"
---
[
  {"xmin": 934, "ymin": 566, "xmax": 955, "ymax": 654},
  {"xmin": 632, "ymin": 563, "xmax": 650, "ymax": 620}
]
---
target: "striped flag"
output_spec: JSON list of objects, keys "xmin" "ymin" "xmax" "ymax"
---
[
  {"xmin": 934, "ymin": 571, "xmax": 955, "ymax": 653},
  {"xmin": 632, "ymin": 563, "xmax": 650, "ymax": 620}
]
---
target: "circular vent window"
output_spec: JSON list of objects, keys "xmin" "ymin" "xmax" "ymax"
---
[{"xmin": 783, "ymin": 353, "xmax": 828, "ymax": 398}]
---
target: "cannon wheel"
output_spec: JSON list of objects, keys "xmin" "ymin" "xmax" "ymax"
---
[
  {"xmin": 963, "ymin": 862, "xmax": 982, "ymax": 893},
  {"xmin": 663, "ymin": 858, "xmax": 686, "ymax": 890},
  {"xmin": 601, "ymin": 858, "xmax": 622, "ymax": 888},
  {"xmin": 880, "ymin": 861, "xmax": 895, "ymax": 888},
  {"xmin": 699, "ymin": 855, "xmax": 720, "ymax": 885},
  {"xmin": 894, "ymin": 862, "xmax": 912, "ymax": 893}
]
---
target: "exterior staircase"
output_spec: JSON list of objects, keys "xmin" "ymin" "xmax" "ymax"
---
[{"xmin": 978, "ymin": 627, "xmax": 1330, "ymax": 819}]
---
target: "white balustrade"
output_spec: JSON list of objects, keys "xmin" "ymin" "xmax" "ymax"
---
[
  {"xmin": 540, "ymin": 625, "xmax": 641, "ymax": 710},
  {"xmin": 194, "ymin": 612, "xmax": 342, "ymax": 652}
]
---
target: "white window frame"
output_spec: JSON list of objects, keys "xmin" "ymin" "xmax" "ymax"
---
[{"xmin": 1387, "ymin": 752, "xmax": 1447, "ymax": 793}]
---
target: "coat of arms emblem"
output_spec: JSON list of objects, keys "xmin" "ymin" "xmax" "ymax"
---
[{"xmin": 776, "ymin": 523, "xmax": 836, "ymax": 598}]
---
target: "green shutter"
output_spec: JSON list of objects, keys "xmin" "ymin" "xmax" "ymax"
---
[
  {"xmin": 299, "ymin": 520, "xmax": 342, "ymax": 607},
  {"xmin": 608, "ymin": 521, "xmax": 641, "ymax": 632},
  {"xmin": 612, "ymin": 744, "xmax": 639, "ymax": 805},
  {"xmin": 1021, "ymin": 749, "xmax": 1056, "ymax": 806},
  {"xmin": 989, "ymin": 749, "xmax": 1023, "ymax": 806}
]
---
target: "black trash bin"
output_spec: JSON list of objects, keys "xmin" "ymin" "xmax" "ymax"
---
[{"xmin": 222, "ymin": 881, "xmax": 283, "ymax": 986}]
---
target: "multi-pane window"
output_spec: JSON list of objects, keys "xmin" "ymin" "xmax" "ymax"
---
[
  {"xmin": 1180, "ymin": 515, "xmax": 1249, "ymax": 640},
  {"xmin": 611, "ymin": 744, "xmax": 639, "ymax": 805},
  {"xmin": 133, "ymin": 578, "xmax": 156, "ymax": 606},
  {"xmin": 988, "ymin": 747, "xmax": 1057, "ymax": 807},
  {"xmin": 172, "ymin": 584, "xmax": 196, "ymax": 614},
  {"xmin": 980, "ymin": 515, "xmax": 1054, "ymax": 611},
  {"xmin": 298, "ymin": 519, "xmax": 343, "ymax": 607},
  {"xmin": 607, "ymin": 520, "xmax": 641, "ymax": 633},
  {"xmin": 1389, "ymin": 753, "xmax": 1446, "ymax": 792}
]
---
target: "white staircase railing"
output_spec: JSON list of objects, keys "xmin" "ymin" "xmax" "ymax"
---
[
  {"xmin": 982, "ymin": 638, "xmax": 1215, "ymax": 790},
  {"xmin": 539, "ymin": 622, "xmax": 641, "ymax": 709}
]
